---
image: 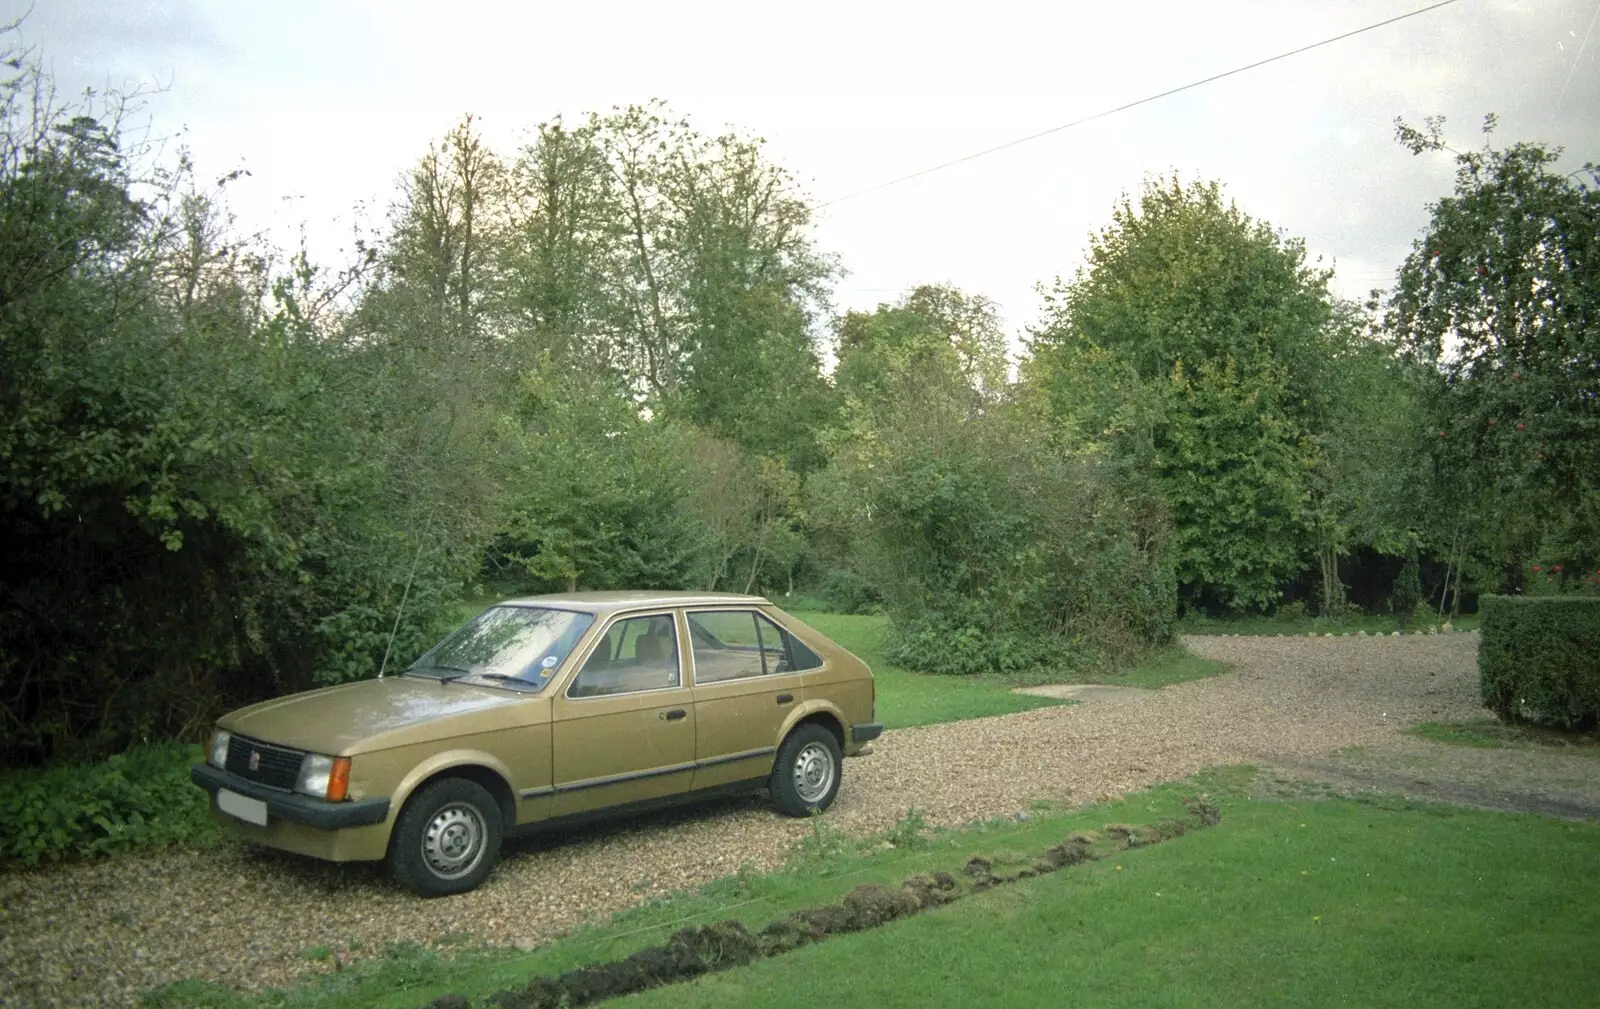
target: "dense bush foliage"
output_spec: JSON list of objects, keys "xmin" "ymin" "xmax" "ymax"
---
[
  {"xmin": 821, "ymin": 289, "xmax": 1175, "ymax": 676},
  {"xmin": 0, "ymin": 71, "xmax": 494, "ymax": 763},
  {"xmin": 1478, "ymin": 596, "xmax": 1600, "ymax": 729},
  {"xmin": 0, "ymin": 744, "xmax": 215, "ymax": 865},
  {"xmin": 867, "ymin": 410, "xmax": 1174, "ymax": 675},
  {"xmin": 814, "ymin": 569, "xmax": 883, "ymax": 616}
]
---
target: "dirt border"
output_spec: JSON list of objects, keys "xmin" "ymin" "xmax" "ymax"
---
[{"xmin": 428, "ymin": 803, "xmax": 1221, "ymax": 1009}]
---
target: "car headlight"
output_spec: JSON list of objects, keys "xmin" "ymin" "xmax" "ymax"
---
[
  {"xmin": 209, "ymin": 728, "xmax": 232, "ymax": 769},
  {"xmin": 296, "ymin": 753, "xmax": 352, "ymax": 801}
]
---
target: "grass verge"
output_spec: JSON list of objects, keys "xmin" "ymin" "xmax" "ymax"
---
[
  {"xmin": 1179, "ymin": 611, "xmax": 1479, "ymax": 636},
  {"xmin": 1063, "ymin": 644, "xmax": 1230, "ymax": 690},
  {"xmin": 1409, "ymin": 719, "xmax": 1600, "ymax": 756}
]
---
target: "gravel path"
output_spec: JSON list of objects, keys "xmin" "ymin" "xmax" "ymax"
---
[{"xmin": 5, "ymin": 631, "xmax": 1591, "ymax": 1007}]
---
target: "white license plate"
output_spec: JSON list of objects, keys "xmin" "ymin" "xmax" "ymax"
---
[{"xmin": 217, "ymin": 788, "xmax": 268, "ymax": 826}]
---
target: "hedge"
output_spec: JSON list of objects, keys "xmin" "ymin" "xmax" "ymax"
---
[{"xmin": 1478, "ymin": 595, "xmax": 1600, "ymax": 728}]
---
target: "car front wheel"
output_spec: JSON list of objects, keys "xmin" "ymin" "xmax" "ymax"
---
[
  {"xmin": 770, "ymin": 723, "xmax": 842, "ymax": 817},
  {"xmin": 388, "ymin": 777, "xmax": 503, "ymax": 897}
]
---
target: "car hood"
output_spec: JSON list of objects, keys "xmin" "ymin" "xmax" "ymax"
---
[{"xmin": 219, "ymin": 676, "xmax": 536, "ymax": 755}]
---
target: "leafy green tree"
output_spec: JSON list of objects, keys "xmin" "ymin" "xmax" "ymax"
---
[
  {"xmin": 1389, "ymin": 116, "xmax": 1599, "ymax": 589},
  {"xmin": 1027, "ymin": 176, "xmax": 1338, "ymax": 612},
  {"xmin": 500, "ymin": 115, "xmax": 615, "ymax": 366},
  {"xmin": 495, "ymin": 355, "xmax": 707, "ymax": 593},
  {"xmin": 834, "ymin": 284, "xmax": 1008, "ymax": 413},
  {"xmin": 498, "ymin": 104, "xmax": 837, "ymax": 470},
  {"xmin": 814, "ymin": 284, "xmax": 1008, "ymax": 595},
  {"xmin": 690, "ymin": 434, "xmax": 804, "ymax": 593},
  {"xmin": 381, "ymin": 115, "xmax": 505, "ymax": 349},
  {"xmin": 1303, "ymin": 301, "xmax": 1433, "ymax": 615}
]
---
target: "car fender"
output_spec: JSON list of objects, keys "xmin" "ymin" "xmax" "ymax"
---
[
  {"xmin": 387, "ymin": 747, "xmax": 519, "ymax": 822},
  {"xmin": 776, "ymin": 698, "xmax": 848, "ymax": 749}
]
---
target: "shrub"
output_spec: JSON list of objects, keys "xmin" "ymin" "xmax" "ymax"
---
[
  {"xmin": 845, "ymin": 396, "xmax": 1175, "ymax": 677},
  {"xmin": 884, "ymin": 606, "xmax": 1060, "ymax": 677},
  {"xmin": 1478, "ymin": 595, "xmax": 1600, "ymax": 729},
  {"xmin": 0, "ymin": 743, "xmax": 218, "ymax": 866},
  {"xmin": 816, "ymin": 569, "xmax": 883, "ymax": 615},
  {"xmin": 1391, "ymin": 551, "xmax": 1422, "ymax": 629}
]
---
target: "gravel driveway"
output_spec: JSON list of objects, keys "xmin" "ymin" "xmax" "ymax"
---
[{"xmin": 5, "ymin": 631, "xmax": 1593, "ymax": 1007}]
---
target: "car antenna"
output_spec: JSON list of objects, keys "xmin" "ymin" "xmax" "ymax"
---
[{"xmin": 377, "ymin": 538, "xmax": 426, "ymax": 680}]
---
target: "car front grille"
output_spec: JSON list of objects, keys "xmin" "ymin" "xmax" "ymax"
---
[{"xmin": 224, "ymin": 734, "xmax": 304, "ymax": 791}]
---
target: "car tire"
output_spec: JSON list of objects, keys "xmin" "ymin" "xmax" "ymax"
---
[
  {"xmin": 388, "ymin": 777, "xmax": 503, "ymax": 897},
  {"xmin": 770, "ymin": 723, "xmax": 843, "ymax": 817}
]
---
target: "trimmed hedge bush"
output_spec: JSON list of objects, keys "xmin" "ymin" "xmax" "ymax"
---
[
  {"xmin": 1479, "ymin": 595, "xmax": 1600, "ymax": 729},
  {"xmin": 0, "ymin": 743, "xmax": 218, "ymax": 866}
]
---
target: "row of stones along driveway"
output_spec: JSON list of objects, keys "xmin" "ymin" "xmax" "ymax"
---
[{"xmin": 6, "ymin": 632, "xmax": 1596, "ymax": 1007}]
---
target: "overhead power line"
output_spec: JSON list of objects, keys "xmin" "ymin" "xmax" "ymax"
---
[
  {"xmin": 817, "ymin": 0, "xmax": 1467, "ymax": 209},
  {"xmin": 1557, "ymin": 0, "xmax": 1600, "ymax": 110}
]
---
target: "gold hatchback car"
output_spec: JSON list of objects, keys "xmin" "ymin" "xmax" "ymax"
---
[{"xmin": 190, "ymin": 592, "xmax": 881, "ymax": 896}]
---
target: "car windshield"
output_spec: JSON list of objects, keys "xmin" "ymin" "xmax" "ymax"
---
[{"xmin": 407, "ymin": 606, "xmax": 595, "ymax": 689}]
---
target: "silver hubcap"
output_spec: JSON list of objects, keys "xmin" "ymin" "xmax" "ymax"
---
[
  {"xmin": 422, "ymin": 802, "xmax": 486, "ymax": 879},
  {"xmin": 793, "ymin": 742, "xmax": 836, "ymax": 804}
]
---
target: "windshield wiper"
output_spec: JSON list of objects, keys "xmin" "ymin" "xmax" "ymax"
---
[
  {"xmin": 409, "ymin": 664, "xmax": 469, "ymax": 682},
  {"xmin": 438, "ymin": 671, "xmax": 529, "ymax": 687}
]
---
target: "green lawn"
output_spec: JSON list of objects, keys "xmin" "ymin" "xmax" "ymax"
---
[
  {"xmin": 1069, "ymin": 644, "xmax": 1230, "ymax": 689},
  {"xmin": 1409, "ymin": 719, "xmax": 1600, "ymax": 756},
  {"xmin": 626, "ymin": 793, "xmax": 1600, "ymax": 1009},
  {"xmin": 789, "ymin": 611, "xmax": 1066, "ymax": 728}
]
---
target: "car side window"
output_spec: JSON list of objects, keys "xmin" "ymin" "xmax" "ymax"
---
[
  {"xmin": 690, "ymin": 611, "xmax": 823, "ymax": 680},
  {"xmin": 761, "ymin": 615, "xmax": 824, "ymax": 673},
  {"xmin": 688, "ymin": 611, "xmax": 767, "ymax": 683},
  {"xmin": 568, "ymin": 614, "xmax": 679, "ymax": 698}
]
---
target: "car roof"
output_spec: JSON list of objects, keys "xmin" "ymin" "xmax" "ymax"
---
[{"xmin": 498, "ymin": 590, "xmax": 772, "ymax": 614}]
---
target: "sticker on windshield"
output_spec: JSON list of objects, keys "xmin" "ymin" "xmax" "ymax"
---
[{"xmin": 538, "ymin": 655, "xmax": 560, "ymax": 675}]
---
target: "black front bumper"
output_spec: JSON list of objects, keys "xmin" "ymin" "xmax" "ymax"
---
[
  {"xmin": 191, "ymin": 763, "xmax": 390, "ymax": 830},
  {"xmin": 851, "ymin": 722, "xmax": 884, "ymax": 744}
]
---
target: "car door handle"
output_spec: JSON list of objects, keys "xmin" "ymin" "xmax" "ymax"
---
[
  {"xmin": 661, "ymin": 709, "xmax": 687, "ymax": 721},
  {"xmin": 776, "ymin": 693, "xmax": 794, "ymax": 705}
]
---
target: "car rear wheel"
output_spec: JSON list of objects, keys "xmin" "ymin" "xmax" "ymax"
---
[
  {"xmin": 770, "ymin": 723, "xmax": 842, "ymax": 817},
  {"xmin": 388, "ymin": 777, "xmax": 503, "ymax": 897}
]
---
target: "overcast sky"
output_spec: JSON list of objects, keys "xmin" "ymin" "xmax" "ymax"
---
[{"xmin": 5, "ymin": 0, "xmax": 1598, "ymax": 343}]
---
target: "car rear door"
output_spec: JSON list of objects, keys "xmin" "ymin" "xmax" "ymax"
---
[
  {"xmin": 549, "ymin": 610, "xmax": 697, "ymax": 817},
  {"xmin": 686, "ymin": 608, "xmax": 807, "ymax": 790}
]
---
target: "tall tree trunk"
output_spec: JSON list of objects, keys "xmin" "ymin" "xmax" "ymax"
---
[
  {"xmin": 742, "ymin": 544, "xmax": 765, "ymax": 595},
  {"xmin": 1317, "ymin": 542, "xmax": 1342, "ymax": 617}
]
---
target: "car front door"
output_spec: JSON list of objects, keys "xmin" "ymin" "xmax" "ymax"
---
[
  {"xmin": 549, "ymin": 611, "xmax": 696, "ymax": 817},
  {"xmin": 686, "ymin": 609, "xmax": 807, "ymax": 790}
]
